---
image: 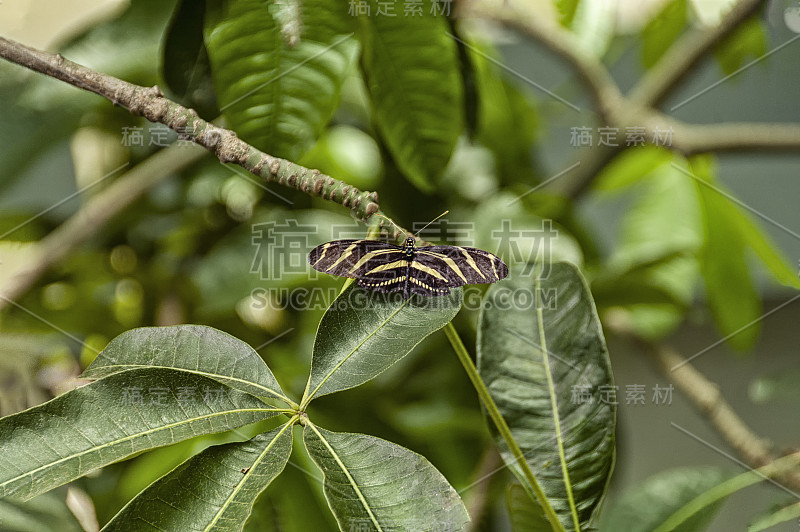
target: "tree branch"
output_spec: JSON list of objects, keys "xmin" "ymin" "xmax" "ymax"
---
[
  {"xmin": 458, "ymin": 0, "xmax": 625, "ymax": 123},
  {"xmin": 671, "ymin": 121, "xmax": 800, "ymax": 154},
  {"xmin": 608, "ymin": 322, "xmax": 800, "ymax": 492},
  {"xmin": 0, "ymin": 36, "xmax": 384, "ymax": 226},
  {"xmin": 628, "ymin": 0, "xmax": 766, "ymax": 108},
  {"xmin": 464, "ymin": 0, "xmax": 789, "ymax": 199}
]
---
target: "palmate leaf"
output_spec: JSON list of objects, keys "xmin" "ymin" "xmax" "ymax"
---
[
  {"xmin": 81, "ymin": 325, "xmax": 291, "ymax": 404},
  {"xmin": 0, "ymin": 368, "xmax": 279, "ymax": 501},
  {"xmin": 103, "ymin": 421, "xmax": 293, "ymax": 531},
  {"xmin": 303, "ymin": 423, "xmax": 470, "ymax": 531},
  {"xmin": 358, "ymin": 0, "xmax": 463, "ymax": 191},
  {"xmin": 301, "ymin": 285, "xmax": 462, "ymax": 404},
  {"xmin": 204, "ymin": 0, "xmax": 358, "ymax": 161},
  {"xmin": 477, "ymin": 262, "xmax": 615, "ymax": 531}
]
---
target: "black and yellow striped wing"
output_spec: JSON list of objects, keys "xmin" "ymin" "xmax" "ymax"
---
[
  {"xmin": 308, "ymin": 239, "xmax": 404, "ymax": 277},
  {"xmin": 415, "ymin": 245, "xmax": 509, "ymax": 288},
  {"xmin": 308, "ymin": 239, "xmax": 508, "ymax": 298}
]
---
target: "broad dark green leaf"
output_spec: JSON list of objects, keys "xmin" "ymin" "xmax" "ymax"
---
[
  {"xmin": 204, "ymin": 0, "xmax": 358, "ymax": 160},
  {"xmin": 302, "ymin": 285, "xmax": 462, "ymax": 403},
  {"xmin": 358, "ymin": 0, "xmax": 463, "ymax": 191},
  {"xmin": 714, "ymin": 17, "xmax": 766, "ymax": 75},
  {"xmin": 506, "ymin": 483, "xmax": 550, "ymax": 531},
  {"xmin": 0, "ymin": 368, "xmax": 278, "ymax": 501},
  {"xmin": 103, "ymin": 422, "xmax": 293, "ymax": 531},
  {"xmin": 600, "ymin": 467, "xmax": 727, "ymax": 532},
  {"xmin": 690, "ymin": 157, "xmax": 762, "ymax": 350},
  {"xmin": 642, "ymin": 0, "xmax": 686, "ymax": 68},
  {"xmin": 0, "ymin": 489, "xmax": 84, "ymax": 532},
  {"xmin": 303, "ymin": 424, "xmax": 470, "ymax": 531},
  {"xmin": 478, "ymin": 262, "xmax": 615, "ymax": 530},
  {"xmin": 82, "ymin": 325, "xmax": 289, "ymax": 403},
  {"xmin": 162, "ymin": 0, "xmax": 219, "ymax": 118}
]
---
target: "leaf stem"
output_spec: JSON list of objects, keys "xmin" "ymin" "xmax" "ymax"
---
[{"xmin": 443, "ymin": 322, "xmax": 564, "ymax": 531}]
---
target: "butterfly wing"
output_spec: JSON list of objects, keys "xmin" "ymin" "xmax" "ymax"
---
[
  {"xmin": 308, "ymin": 239, "xmax": 403, "ymax": 278},
  {"xmin": 414, "ymin": 245, "xmax": 508, "ymax": 288}
]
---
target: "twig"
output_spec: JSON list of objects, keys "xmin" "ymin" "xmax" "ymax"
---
[
  {"xmin": 458, "ymin": 0, "xmax": 624, "ymax": 123},
  {"xmin": 608, "ymin": 322, "xmax": 800, "ymax": 492},
  {"xmin": 0, "ymin": 37, "xmax": 384, "ymax": 226},
  {"xmin": 628, "ymin": 0, "xmax": 766, "ymax": 108},
  {"xmin": 463, "ymin": 0, "xmax": 791, "ymax": 199}
]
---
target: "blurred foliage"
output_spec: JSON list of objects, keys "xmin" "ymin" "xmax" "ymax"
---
[{"xmin": 0, "ymin": 0, "xmax": 797, "ymax": 529}]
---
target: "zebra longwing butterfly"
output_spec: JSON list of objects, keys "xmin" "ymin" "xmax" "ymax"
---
[{"xmin": 308, "ymin": 237, "xmax": 508, "ymax": 298}]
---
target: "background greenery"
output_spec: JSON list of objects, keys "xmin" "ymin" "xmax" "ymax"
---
[{"xmin": 0, "ymin": 0, "xmax": 799, "ymax": 530}]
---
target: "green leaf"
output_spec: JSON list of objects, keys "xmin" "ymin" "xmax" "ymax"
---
[
  {"xmin": 749, "ymin": 501, "xmax": 800, "ymax": 532},
  {"xmin": 162, "ymin": 0, "xmax": 219, "ymax": 118},
  {"xmin": 571, "ymin": 0, "xmax": 616, "ymax": 58},
  {"xmin": 470, "ymin": 41, "xmax": 539, "ymax": 185},
  {"xmin": 0, "ymin": 489, "xmax": 84, "ymax": 532},
  {"xmin": 103, "ymin": 421, "xmax": 294, "ymax": 531},
  {"xmin": 358, "ymin": 1, "xmax": 463, "ymax": 191},
  {"xmin": 689, "ymin": 157, "xmax": 762, "ymax": 350},
  {"xmin": 204, "ymin": 0, "xmax": 358, "ymax": 161},
  {"xmin": 733, "ymin": 208, "xmax": 800, "ymax": 289},
  {"xmin": 82, "ymin": 325, "xmax": 291, "ymax": 404},
  {"xmin": 302, "ymin": 285, "xmax": 462, "ymax": 404},
  {"xmin": 595, "ymin": 163, "xmax": 702, "ymax": 339},
  {"xmin": 714, "ymin": 17, "xmax": 766, "ymax": 76},
  {"xmin": 642, "ymin": 0, "xmax": 686, "ymax": 68},
  {"xmin": 303, "ymin": 423, "xmax": 470, "ymax": 531},
  {"xmin": 477, "ymin": 262, "xmax": 616, "ymax": 530},
  {"xmin": 506, "ymin": 483, "xmax": 550, "ymax": 531},
  {"xmin": 600, "ymin": 467, "xmax": 728, "ymax": 532},
  {"xmin": 554, "ymin": 0, "xmax": 580, "ymax": 27},
  {"xmin": 0, "ymin": 368, "xmax": 279, "ymax": 501},
  {"xmin": 593, "ymin": 146, "xmax": 672, "ymax": 193}
]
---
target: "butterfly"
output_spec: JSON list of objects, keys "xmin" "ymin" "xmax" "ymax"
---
[{"xmin": 308, "ymin": 236, "xmax": 508, "ymax": 298}]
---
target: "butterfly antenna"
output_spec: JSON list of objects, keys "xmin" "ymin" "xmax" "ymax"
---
[{"xmin": 413, "ymin": 210, "xmax": 449, "ymax": 238}]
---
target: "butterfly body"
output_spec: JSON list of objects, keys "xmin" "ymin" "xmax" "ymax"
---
[{"xmin": 308, "ymin": 237, "xmax": 508, "ymax": 298}]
